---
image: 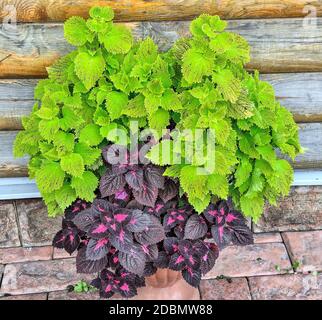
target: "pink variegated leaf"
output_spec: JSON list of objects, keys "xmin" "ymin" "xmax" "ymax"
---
[
  {"xmin": 184, "ymin": 214, "xmax": 208, "ymax": 240},
  {"xmin": 99, "ymin": 169, "xmax": 126, "ymax": 197},
  {"xmin": 182, "ymin": 267, "xmax": 201, "ymax": 288},
  {"xmin": 86, "ymin": 238, "xmax": 110, "ymax": 261}
]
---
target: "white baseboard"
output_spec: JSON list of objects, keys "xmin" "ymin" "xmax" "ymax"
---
[{"xmin": 0, "ymin": 170, "xmax": 322, "ymax": 200}]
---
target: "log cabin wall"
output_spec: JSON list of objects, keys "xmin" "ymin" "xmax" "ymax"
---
[{"xmin": 0, "ymin": 1, "xmax": 321, "ymax": 190}]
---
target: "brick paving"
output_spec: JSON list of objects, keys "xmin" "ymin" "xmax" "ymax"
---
[{"xmin": 0, "ymin": 195, "xmax": 322, "ymax": 300}]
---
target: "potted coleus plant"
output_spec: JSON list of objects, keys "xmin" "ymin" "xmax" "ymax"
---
[
  {"xmin": 52, "ymin": 145, "xmax": 252, "ymax": 299},
  {"xmin": 14, "ymin": 6, "xmax": 302, "ymax": 299}
]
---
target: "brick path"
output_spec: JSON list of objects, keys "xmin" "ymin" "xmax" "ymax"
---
[{"xmin": 1, "ymin": 190, "xmax": 322, "ymax": 300}]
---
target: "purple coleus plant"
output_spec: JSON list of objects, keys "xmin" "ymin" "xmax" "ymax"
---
[
  {"xmin": 53, "ymin": 196, "xmax": 253, "ymax": 298},
  {"xmin": 100, "ymin": 144, "xmax": 175, "ymax": 207},
  {"xmin": 52, "ymin": 144, "xmax": 253, "ymax": 299}
]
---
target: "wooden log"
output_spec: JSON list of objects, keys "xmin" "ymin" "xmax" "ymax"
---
[
  {"xmin": 0, "ymin": 123, "xmax": 321, "ymax": 177},
  {"xmin": 261, "ymin": 73, "xmax": 322, "ymax": 123},
  {"xmin": 254, "ymin": 185, "xmax": 322, "ymax": 232},
  {"xmin": 293, "ymin": 123, "xmax": 322, "ymax": 169},
  {"xmin": 0, "ymin": 1, "xmax": 321, "ymax": 23},
  {"xmin": 0, "ymin": 79, "xmax": 37, "ymax": 130},
  {"xmin": 0, "ymin": 18, "xmax": 322, "ymax": 77},
  {"xmin": 0, "ymin": 131, "xmax": 28, "ymax": 177},
  {"xmin": 1, "ymin": 73, "xmax": 321, "ymax": 130},
  {"xmin": 0, "ymin": 101, "xmax": 33, "ymax": 130}
]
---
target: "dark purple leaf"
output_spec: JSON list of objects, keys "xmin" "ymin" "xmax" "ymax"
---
[
  {"xmin": 117, "ymin": 280, "xmax": 138, "ymax": 298},
  {"xmin": 126, "ymin": 210, "xmax": 151, "ymax": 233},
  {"xmin": 107, "ymin": 248, "xmax": 120, "ymax": 268},
  {"xmin": 114, "ymin": 189, "xmax": 130, "ymax": 201},
  {"xmin": 141, "ymin": 244, "xmax": 158, "ymax": 261},
  {"xmin": 186, "ymin": 253, "xmax": 201, "ymax": 270},
  {"xmin": 125, "ymin": 168, "xmax": 144, "ymax": 190},
  {"xmin": 93, "ymin": 199, "xmax": 116, "ymax": 213},
  {"xmin": 118, "ymin": 244, "xmax": 146, "ymax": 275},
  {"xmin": 144, "ymin": 165, "xmax": 165, "ymax": 189},
  {"xmin": 52, "ymin": 230, "xmax": 65, "ymax": 249},
  {"xmin": 163, "ymin": 209, "xmax": 187, "ymax": 231},
  {"xmin": 100, "ymin": 169, "xmax": 126, "ymax": 197},
  {"xmin": 168, "ymin": 253, "xmax": 186, "ymax": 271},
  {"xmin": 144, "ymin": 201, "xmax": 168, "ymax": 217},
  {"xmin": 174, "ymin": 224, "xmax": 185, "ymax": 239},
  {"xmin": 211, "ymin": 225, "xmax": 232, "ymax": 250},
  {"xmin": 100, "ymin": 281, "xmax": 116, "ymax": 299},
  {"xmin": 158, "ymin": 179, "xmax": 178, "ymax": 203},
  {"xmin": 134, "ymin": 215, "xmax": 165, "ymax": 245},
  {"xmin": 65, "ymin": 199, "xmax": 89, "ymax": 220},
  {"xmin": 154, "ymin": 251, "xmax": 169, "ymax": 269},
  {"xmin": 182, "ymin": 267, "xmax": 201, "ymax": 288},
  {"xmin": 163, "ymin": 237, "xmax": 179, "ymax": 255},
  {"xmin": 178, "ymin": 239, "xmax": 193, "ymax": 253},
  {"xmin": 88, "ymin": 222, "xmax": 110, "ymax": 239},
  {"xmin": 63, "ymin": 229, "xmax": 80, "ymax": 254},
  {"xmin": 200, "ymin": 243, "xmax": 219, "ymax": 275},
  {"xmin": 102, "ymin": 144, "xmax": 128, "ymax": 167},
  {"xmin": 72, "ymin": 208, "xmax": 100, "ymax": 232},
  {"xmin": 86, "ymin": 238, "xmax": 110, "ymax": 261},
  {"xmin": 134, "ymin": 275, "xmax": 146, "ymax": 288},
  {"xmin": 76, "ymin": 246, "xmax": 108, "ymax": 273},
  {"xmin": 203, "ymin": 203, "xmax": 219, "ymax": 223},
  {"xmin": 132, "ymin": 183, "xmax": 158, "ymax": 207},
  {"xmin": 109, "ymin": 228, "xmax": 133, "ymax": 252},
  {"xmin": 126, "ymin": 199, "xmax": 144, "ymax": 210},
  {"xmin": 230, "ymin": 224, "xmax": 253, "ymax": 246},
  {"xmin": 184, "ymin": 215, "xmax": 208, "ymax": 240},
  {"xmin": 143, "ymin": 262, "xmax": 157, "ymax": 277},
  {"xmin": 112, "ymin": 208, "xmax": 132, "ymax": 224}
]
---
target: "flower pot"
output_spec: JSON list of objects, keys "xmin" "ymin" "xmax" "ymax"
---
[{"xmin": 133, "ymin": 269, "xmax": 200, "ymax": 300}]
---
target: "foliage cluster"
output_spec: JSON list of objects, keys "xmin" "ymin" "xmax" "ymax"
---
[{"xmin": 14, "ymin": 6, "xmax": 301, "ymax": 221}]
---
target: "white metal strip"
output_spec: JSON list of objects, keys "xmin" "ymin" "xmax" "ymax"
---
[{"xmin": 1, "ymin": 170, "xmax": 322, "ymax": 200}]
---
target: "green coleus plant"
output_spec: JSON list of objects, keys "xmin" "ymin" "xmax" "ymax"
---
[
  {"xmin": 14, "ymin": 6, "xmax": 302, "ymax": 221},
  {"xmin": 147, "ymin": 15, "xmax": 303, "ymax": 220}
]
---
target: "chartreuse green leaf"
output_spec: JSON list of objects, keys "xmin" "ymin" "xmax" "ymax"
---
[
  {"xmin": 55, "ymin": 184, "xmax": 77, "ymax": 211},
  {"xmin": 123, "ymin": 94, "xmax": 146, "ymax": 118},
  {"xmin": 180, "ymin": 166, "xmax": 208, "ymax": 201},
  {"xmin": 60, "ymin": 153, "xmax": 85, "ymax": 177},
  {"xmin": 106, "ymin": 91, "xmax": 128, "ymax": 120},
  {"xmin": 14, "ymin": 131, "xmax": 40, "ymax": 157},
  {"xmin": 100, "ymin": 25, "xmax": 133, "ymax": 54},
  {"xmin": 60, "ymin": 106, "xmax": 84, "ymax": 131},
  {"xmin": 71, "ymin": 171, "xmax": 98, "ymax": 202},
  {"xmin": 240, "ymin": 193, "xmax": 265, "ymax": 221},
  {"xmin": 79, "ymin": 124, "xmax": 103, "ymax": 146},
  {"xmin": 39, "ymin": 118, "xmax": 60, "ymax": 141},
  {"xmin": 53, "ymin": 131, "xmax": 74, "ymax": 156},
  {"xmin": 235, "ymin": 157, "xmax": 252, "ymax": 188},
  {"xmin": 74, "ymin": 51, "xmax": 105, "ymax": 90},
  {"xmin": 35, "ymin": 162, "xmax": 65, "ymax": 193},
  {"xmin": 207, "ymin": 174, "xmax": 229, "ymax": 199},
  {"xmin": 136, "ymin": 37, "xmax": 158, "ymax": 64},
  {"xmin": 148, "ymin": 108, "xmax": 170, "ymax": 131},
  {"xmin": 182, "ymin": 47, "xmax": 214, "ymax": 84},
  {"xmin": 74, "ymin": 143, "xmax": 101, "ymax": 166},
  {"xmin": 212, "ymin": 69, "xmax": 241, "ymax": 103},
  {"xmin": 190, "ymin": 14, "xmax": 227, "ymax": 37},
  {"xmin": 188, "ymin": 193, "xmax": 211, "ymax": 213},
  {"xmin": 163, "ymin": 164, "xmax": 184, "ymax": 178},
  {"xmin": 161, "ymin": 89, "xmax": 182, "ymax": 110},
  {"xmin": 64, "ymin": 16, "xmax": 92, "ymax": 46}
]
